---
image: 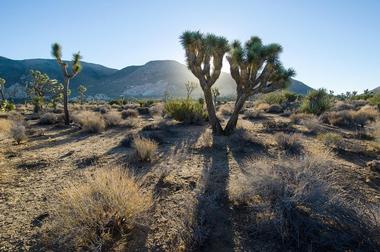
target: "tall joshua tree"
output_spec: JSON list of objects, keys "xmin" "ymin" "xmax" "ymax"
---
[
  {"xmin": 180, "ymin": 31, "xmax": 229, "ymax": 134},
  {"xmin": 51, "ymin": 43, "xmax": 82, "ymax": 125},
  {"xmin": 0, "ymin": 78, "xmax": 6, "ymax": 101},
  {"xmin": 224, "ymin": 37, "xmax": 295, "ymax": 134}
]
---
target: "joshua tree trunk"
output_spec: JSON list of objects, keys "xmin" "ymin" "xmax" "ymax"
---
[
  {"xmin": 0, "ymin": 89, "xmax": 5, "ymax": 101},
  {"xmin": 63, "ymin": 78, "xmax": 70, "ymax": 125},
  {"xmin": 224, "ymin": 93, "xmax": 248, "ymax": 135},
  {"xmin": 203, "ymin": 87, "xmax": 223, "ymax": 134}
]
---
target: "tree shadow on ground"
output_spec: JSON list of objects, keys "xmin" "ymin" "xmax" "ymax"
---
[{"xmin": 192, "ymin": 138, "xmax": 234, "ymax": 251}]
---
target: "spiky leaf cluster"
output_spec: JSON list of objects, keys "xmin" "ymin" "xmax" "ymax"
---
[
  {"xmin": 180, "ymin": 31, "xmax": 229, "ymax": 89},
  {"xmin": 51, "ymin": 43, "xmax": 82, "ymax": 78},
  {"xmin": 227, "ymin": 36, "xmax": 295, "ymax": 96}
]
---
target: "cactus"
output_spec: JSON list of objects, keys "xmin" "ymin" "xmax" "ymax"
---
[{"xmin": 77, "ymin": 85, "xmax": 87, "ymax": 104}]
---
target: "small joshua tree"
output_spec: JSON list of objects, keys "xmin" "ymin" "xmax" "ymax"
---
[
  {"xmin": 0, "ymin": 78, "xmax": 6, "ymax": 101},
  {"xmin": 26, "ymin": 70, "xmax": 56, "ymax": 112},
  {"xmin": 211, "ymin": 87, "xmax": 220, "ymax": 106},
  {"xmin": 77, "ymin": 84, "xmax": 87, "ymax": 104},
  {"xmin": 51, "ymin": 43, "xmax": 82, "ymax": 125},
  {"xmin": 184, "ymin": 81, "xmax": 197, "ymax": 100},
  {"xmin": 180, "ymin": 31, "xmax": 229, "ymax": 134},
  {"xmin": 224, "ymin": 37, "xmax": 295, "ymax": 134}
]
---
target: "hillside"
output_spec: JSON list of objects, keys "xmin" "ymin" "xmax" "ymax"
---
[{"xmin": 0, "ymin": 56, "xmax": 312, "ymax": 99}]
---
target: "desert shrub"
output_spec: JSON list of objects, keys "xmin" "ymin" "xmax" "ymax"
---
[
  {"xmin": 368, "ymin": 92, "xmax": 380, "ymax": 107},
  {"xmin": 289, "ymin": 113, "xmax": 315, "ymax": 124},
  {"xmin": 229, "ymin": 156, "xmax": 380, "ymax": 251},
  {"xmin": 137, "ymin": 107, "xmax": 150, "ymax": 115},
  {"xmin": 121, "ymin": 109, "xmax": 139, "ymax": 119},
  {"xmin": 303, "ymin": 117, "xmax": 323, "ymax": 134},
  {"xmin": 244, "ymin": 109, "xmax": 263, "ymax": 120},
  {"xmin": 39, "ymin": 112, "xmax": 61, "ymax": 125},
  {"xmin": 109, "ymin": 98, "xmax": 128, "ymax": 106},
  {"xmin": 318, "ymin": 132, "xmax": 343, "ymax": 147},
  {"xmin": 73, "ymin": 111, "xmax": 106, "ymax": 133},
  {"xmin": 261, "ymin": 90, "xmax": 297, "ymax": 105},
  {"xmin": 274, "ymin": 132, "xmax": 302, "ymax": 154},
  {"xmin": 103, "ymin": 111, "xmax": 122, "ymax": 127},
  {"xmin": 11, "ymin": 122, "xmax": 27, "ymax": 144},
  {"xmin": 300, "ymin": 88, "xmax": 332, "ymax": 115},
  {"xmin": 46, "ymin": 168, "xmax": 152, "ymax": 251},
  {"xmin": 149, "ymin": 103, "xmax": 164, "ymax": 117},
  {"xmin": 266, "ymin": 104, "xmax": 283, "ymax": 114},
  {"xmin": 164, "ymin": 100, "xmax": 207, "ymax": 124},
  {"xmin": 263, "ymin": 120, "xmax": 293, "ymax": 132},
  {"xmin": 332, "ymin": 101, "xmax": 355, "ymax": 111},
  {"xmin": 132, "ymin": 136, "xmax": 158, "ymax": 162},
  {"xmin": 138, "ymin": 100, "xmax": 154, "ymax": 107},
  {"xmin": 321, "ymin": 106, "xmax": 377, "ymax": 128},
  {"xmin": 94, "ymin": 105, "xmax": 110, "ymax": 114}
]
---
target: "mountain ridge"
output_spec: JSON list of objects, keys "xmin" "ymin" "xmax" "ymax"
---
[{"xmin": 0, "ymin": 56, "xmax": 313, "ymax": 99}]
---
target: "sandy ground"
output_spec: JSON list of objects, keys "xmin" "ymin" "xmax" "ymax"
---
[{"xmin": 0, "ymin": 110, "xmax": 379, "ymax": 251}]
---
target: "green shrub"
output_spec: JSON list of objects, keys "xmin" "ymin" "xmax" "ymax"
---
[
  {"xmin": 138, "ymin": 100, "xmax": 154, "ymax": 107},
  {"xmin": 164, "ymin": 99, "xmax": 207, "ymax": 124},
  {"xmin": 317, "ymin": 132, "xmax": 343, "ymax": 147},
  {"xmin": 368, "ymin": 92, "xmax": 380, "ymax": 107},
  {"xmin": 261, "ymin": 90, "xmax": 297, "ymax": 105},
  {"xmin": 300, "ymin": 89, "xmax": 332, "ymax": 115}
]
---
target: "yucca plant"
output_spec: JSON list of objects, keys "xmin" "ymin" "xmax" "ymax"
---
[
  {"xmin": 51, "ymin": 43, "xmax": 82, "ymax": 125},
  {"xmin": 180, "ymin": 31, "xmax": 229, "ymax": 134},
  {"xmin": 224, "ymin": 37, "xmax": 295, "ymax": 134}
]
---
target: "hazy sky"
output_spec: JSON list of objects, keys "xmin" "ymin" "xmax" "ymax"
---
[{"xmin": 1, "ymin": 0, "xmax": 379, "ymax": 93}]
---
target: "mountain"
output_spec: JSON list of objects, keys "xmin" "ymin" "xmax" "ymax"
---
[
  {"xmin": 371, "ymin": 86, "xmax": 380, "ymax": 93},
  {"xmin": 0, "ymin": 56, "xmax": 117, "ymax": 98},
  {"xmin": 0, "ymin": 56, "xmax": 312, "ymax": 99}
]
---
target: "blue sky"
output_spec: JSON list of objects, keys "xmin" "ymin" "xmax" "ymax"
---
[{"xmin": 0, "ymin": 0, "xmax": 379, "ymax": 93}]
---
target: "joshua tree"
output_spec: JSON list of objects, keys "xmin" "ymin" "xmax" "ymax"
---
[
  {"xmin": 180, "ymin": 31, "xmax": 229, "ymax": 134},
  {"xmin": 0, "ymin": 78, "xmax": 6, "ymax": 101},
  {"xmin": 77, "ymin": 84, "xmax": 87, "ymax": 104},
  {"xmin": 224, "ymin": 37, "xmax": 295, "ymax": 134},
  {"xmin": 184, "ymin": 81, "xmax": 197, "ymax": 100},
  {"xmin": 211, "ymin": 87, "xmax": 220, "ymax": 106},
  {"xmin": 26, "ymin": 70, "xmax": 56, "ymax": 112},
  {"xmin": 51, "ymin": 43, "xmax": 82, "ymax": 125}
]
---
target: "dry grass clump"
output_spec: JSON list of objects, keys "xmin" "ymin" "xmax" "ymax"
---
[
  {"xmin": 149, "ymin": 103, "xmax": 164, "ymax": 117},
  {"xmin": 254, "ymin": 102, "xmax": 270, "ymax": 112},
  {"xmin": 219, "ymin": 103, "xmax": 234, "ymax": 116},
  {"xmin": 39, "ymin": 112, "xmax": 63, "ymax": 125},
  {"xmin": 132, "ymin": 136, "xmax": 158, "ymax": 162},
  {"xmin": 0, "ymin": 119, "xmax": 12, "ymax": 135},
  {"xmin": 317, "ymin": 132, "xmax": 343, "ymax": 147},
  {"xmin": 274, "ymin": 133, "xmax": 302, "ymax": 155},
  {"xmin": 94, "ymin": 105, "xmax": 111, "ymax": 114},
  {"xmin": 10, "ymin": 122, "xmax": 27, "ymax": 144},
  {"xmin": 45, "ymin": 168, "xmax": 152, "ymax": 251},
  {"xmin": 303, "ymin": 117, "xmax": 323, "ymax": 134},
  {"xmin": 103, "ymin": 111, "xmax": 122, "ymax": 127},
  {"xmin": 230, "ymin": 156, "xmax": 380, "ymax": 251},
  {"xmin": 121, "ymin": 109, "xmax": 139, "ymax": 119},
  {"xmin": 73, "ymin": 111, "xmax": 106, "ymax": 133},
  {"xmin": 124, "ymin": 118, "xmax": 139, "ymax": 128}
]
